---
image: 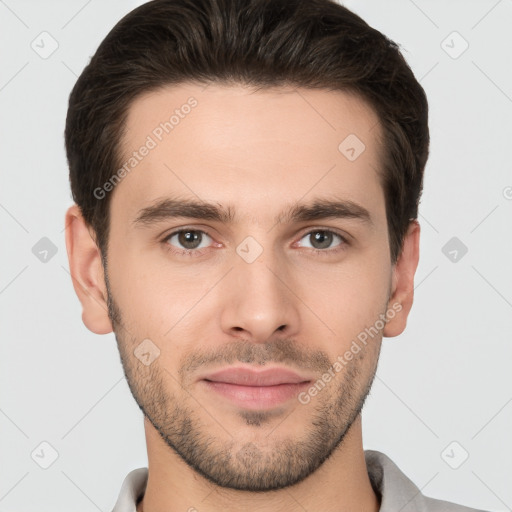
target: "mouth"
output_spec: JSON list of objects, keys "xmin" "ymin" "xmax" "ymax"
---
[{"xmin": 199, "ymin": 366, "xmax": 312, "ymax": 410}]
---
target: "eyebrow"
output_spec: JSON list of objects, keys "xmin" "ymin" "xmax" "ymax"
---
[{"xmin": 132, "ymin": 196, "xmax": 373, "ymax": 228}]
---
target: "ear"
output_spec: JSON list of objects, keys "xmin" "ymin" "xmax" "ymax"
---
[
  {"xmin": 64, "ymin": 204, "xmax": 113, "ymax": 335},
  {"xmin": 383, "ymin": 220, "xmax": 420, "ymax": 338}
]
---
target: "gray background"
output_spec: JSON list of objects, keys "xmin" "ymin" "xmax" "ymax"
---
[{"xmin": 1, "ymin": 0, "xmax": 511, "ymax": 510}]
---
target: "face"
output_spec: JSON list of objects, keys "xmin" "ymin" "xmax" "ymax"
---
[{"xmin": 83, "ymin": 83, "xmax": 411, "ymax": 491}]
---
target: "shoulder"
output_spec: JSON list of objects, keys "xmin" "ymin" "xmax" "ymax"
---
[
  {"xmin": 420, "ymin": 493, "xmax": 489, "ymax": 512},
  {"xmin": 364, "ymin": 449, "xmax": 490, "ymax": 512}
]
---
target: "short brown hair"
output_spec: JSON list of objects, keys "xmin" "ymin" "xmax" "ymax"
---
[{"xmin": 65, "ymin": 0, "xmax": 429, "ymax": 265}]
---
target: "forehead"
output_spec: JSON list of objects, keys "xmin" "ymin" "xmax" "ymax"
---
[{"xmin": 112, "ymin": 82, "xmax": 385, "ymax": 227}]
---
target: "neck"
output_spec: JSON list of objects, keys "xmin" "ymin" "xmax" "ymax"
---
[{"xmin": 138, "ymin": 415, "xmax": 380, "ymax": 512}]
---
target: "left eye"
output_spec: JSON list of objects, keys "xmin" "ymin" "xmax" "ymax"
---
[{"xmin": 297, "ymin": 230, "xmax": 345, "ymax": 251}]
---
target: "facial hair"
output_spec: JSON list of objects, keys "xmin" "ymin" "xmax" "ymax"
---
[{"xmin": 104, "ymin": 270, "xmax": 382, "ymax": 492}]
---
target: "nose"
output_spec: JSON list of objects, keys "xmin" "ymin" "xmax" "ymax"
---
[{"xmin": 219, "ymin": 253, "xmax": 301, "ymax": 343}]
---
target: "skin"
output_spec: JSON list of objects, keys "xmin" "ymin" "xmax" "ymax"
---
[{"xmin": 65, "ymin": 83, "xmax": 420, "ymax": 512}]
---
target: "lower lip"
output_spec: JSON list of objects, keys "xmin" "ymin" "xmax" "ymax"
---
[{"xmin": 202, "ymin": 380, "xmax": 310, "ymax": 409}]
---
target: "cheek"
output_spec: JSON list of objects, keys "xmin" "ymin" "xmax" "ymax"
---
[
  {"xmin": 295, "ymin": 250, "xmax": 391, "ymax": 331},
  {"xmin": 113, "ymin": 254, "xmax": 219, "ymax": 344},
  {"xmin": 107, "ymin": 244, "xmax": 172, "ymax": 336}
]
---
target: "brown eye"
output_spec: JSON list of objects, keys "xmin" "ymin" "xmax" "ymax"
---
[
  {"xmin": 298, "ymin": 230, "xmax": 347, "ymax": 252},
  {"xmin": 165, "ymin": 230, "xmax": 212, "ymax": 251}
]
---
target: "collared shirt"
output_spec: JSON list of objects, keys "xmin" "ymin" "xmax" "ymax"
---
[{"xmin": 111, "ymin": 449, "xmax": 488, "ymax": 512}]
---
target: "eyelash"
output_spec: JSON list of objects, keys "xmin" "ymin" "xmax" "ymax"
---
[{"xmin": 161, "ymin": 228, "xmax": 349, "ymax": 258}]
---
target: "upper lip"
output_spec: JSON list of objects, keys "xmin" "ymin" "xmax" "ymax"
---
[{"xmin": 201, "ymin": 367, "xmax": 312, "ymax": 386}]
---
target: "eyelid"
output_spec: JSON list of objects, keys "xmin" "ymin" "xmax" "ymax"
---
[
  {"xmin": 162, "ymin": 226, "xmax": 348, "ymax": 242},
  {"xmin": 293, "ymin": 228, "xmax": 349, "ymax": 253},
  {"xmin": 161, "ymin": 225, "xmax": 351, "ymax": 255},
  {"xmin": 295, "ymin": 225, "xmax": 350, "ymax": 243},
  {"xmin": 162, "ymin": 228, "xmax": 216, "ymax": 248}
]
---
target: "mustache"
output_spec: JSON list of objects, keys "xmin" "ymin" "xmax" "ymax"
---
[{"xmin": 178, "ymin": 338, "xmax": 332, "ymax": 380}]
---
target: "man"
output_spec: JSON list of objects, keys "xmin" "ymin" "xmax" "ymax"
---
[{"xmin": 63, "ymin": 0, "xmax": 488, "ymax": 510}]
